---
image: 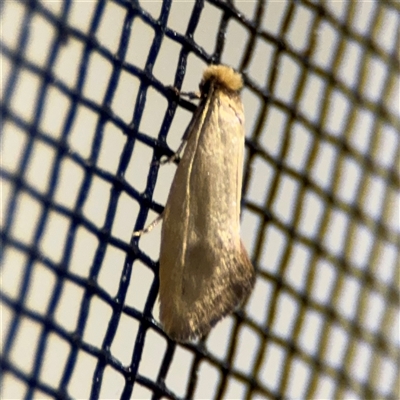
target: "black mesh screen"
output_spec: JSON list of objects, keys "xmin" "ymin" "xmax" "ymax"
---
[{"xmin": 1, "ymin": 0, "xmax": 399, "ymax": 399}]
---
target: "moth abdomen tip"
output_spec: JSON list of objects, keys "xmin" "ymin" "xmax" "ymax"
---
[{"xmin": 202, "ymin": 64, "xmax": 243, "ymax": 92}]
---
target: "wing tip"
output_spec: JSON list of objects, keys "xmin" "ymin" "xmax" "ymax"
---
[{"xmin": 160, "ymin": 252, "xmax": 255, "ymax": 343}]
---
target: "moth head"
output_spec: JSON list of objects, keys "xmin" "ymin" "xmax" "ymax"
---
[{"xmin": 200, "ymin": 65, "xmax": 243, "ymax": 96}]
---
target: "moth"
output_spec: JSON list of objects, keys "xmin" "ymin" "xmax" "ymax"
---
[{"xmin": 157, "ymin": 65, "xmax": 255, "ymax": 342}]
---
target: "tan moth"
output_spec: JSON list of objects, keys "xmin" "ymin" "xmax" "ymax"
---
[{"xmin": 136, "ymin": 65, "xmax": 255, "ymax": 342}]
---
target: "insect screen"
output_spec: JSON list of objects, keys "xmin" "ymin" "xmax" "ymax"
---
[{"xmin": 1, "ymin": 1, "xmax": 399, "ymax": 399}]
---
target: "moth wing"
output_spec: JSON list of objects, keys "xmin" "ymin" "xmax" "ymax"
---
[{"xmin": 159, "ymin": 88, "xmax": 255, "ymax": 342}]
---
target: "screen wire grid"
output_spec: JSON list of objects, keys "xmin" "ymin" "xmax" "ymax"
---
[{"xmin": 0, "ymin": 1, "xmax": 399, "ymax": 399}]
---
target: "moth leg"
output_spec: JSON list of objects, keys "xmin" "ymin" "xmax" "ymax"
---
[
  {"xmin": 157, "ymin": 139, "xmax": 187, "ymax": 165},
  {"xmin": 156, "ymin": 89, "xmax": 201, "ymax": 166},
  {"xmin": 156, "ymin": 124, "xmax": 192, "ymax": 166},
  {"xmin": 132, "ymin": 215, "xmax": 163, "ymax": 237},
  {"xmin": 151, "ymin": 146, "xmax": 183, "ymax": 166},
  {"xmin": 168, "ymin": 85, "xmax": 201, "ymax": 100},
  {"xmin": 179, "ymin": 90, "xmax": 201, "ymax": 100}
]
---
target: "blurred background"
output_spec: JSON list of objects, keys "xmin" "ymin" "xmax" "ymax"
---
[{"xmin": 1, "ymin": 1, "xmax": 399, "ymax": 399}]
